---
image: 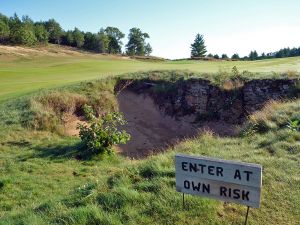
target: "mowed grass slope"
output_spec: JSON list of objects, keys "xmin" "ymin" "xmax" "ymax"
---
[{"xmin": 1, "ymin": 44, "xmax": 300, "ymax": 102}]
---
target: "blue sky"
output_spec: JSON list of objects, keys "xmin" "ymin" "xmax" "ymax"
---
[{"xmin": 1, "ymin": 0, "xmax": 300, "ymax": 59}]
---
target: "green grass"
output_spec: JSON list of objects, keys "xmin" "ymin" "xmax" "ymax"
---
[
  {"xmin": 0, "ymin": 122, "xmax": 299, "ymax": 224},
  {"xmin": 0, "ymin": 46, "xmax": 299, "ymax": 224},
  {"xmin": 1, "ymin": 45, "xmax": 300, "ymax": 102},
  {"xmin": 0, "ymin": 76, "xmax": 299, "ymax": 224}
]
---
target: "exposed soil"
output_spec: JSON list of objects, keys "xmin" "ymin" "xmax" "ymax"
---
[
  {"xmin": 63, "ymin": 115, "xmax": 86, "ymax": 136},
  {"xmin": 64, "ymin": 89, "xmax": 238, "ymax": 158},
  {"xmin": 116, "ymin": 90, "xmax": 238, "ymax": 158},
  {"xmin": 0, "ymin": 44, "xmax": 132, "ymax": 60}
]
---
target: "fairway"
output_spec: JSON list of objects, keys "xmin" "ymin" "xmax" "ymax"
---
[{"xmin": 1, "ymin": 45, "xmax": 300, "ymax": 102}]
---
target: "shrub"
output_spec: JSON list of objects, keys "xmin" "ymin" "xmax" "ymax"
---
[
  {"xmin": 77, "ymin": 105, "xmax": 130, "ymax": 155},
  {"xmin": 286, "ymin": 117, "xmax": 300, "ymax": 131}
]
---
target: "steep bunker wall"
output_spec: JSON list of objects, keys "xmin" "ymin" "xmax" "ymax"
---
[
  {"xmin": 117, "ymin": 78, "xmax": 299, "ymax": 122},
  {"xmin": 115, "ymin": 78, "xmax": 299, "ymax": 157}
]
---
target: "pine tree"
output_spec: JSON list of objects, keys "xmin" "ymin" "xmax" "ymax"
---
[
  {"xmin": 190, "ymin": 34, "xmax": 207, "ymax": 57},
  {"xmin": 231, "ymin": 53, "xmax": 240, "ymax": 60},
  {"xmin": 221, "ymin": 54, "xmax": 228, "ymax": 59}
]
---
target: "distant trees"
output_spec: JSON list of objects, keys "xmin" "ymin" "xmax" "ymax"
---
[
  {"xmin": 126, "ymin": 28, "xmax": 151, "ymax": 56},
  {"xmin": 82, "ymin": 29, "xmax": 109, "ymax": 53},
  {"xmin": 9, "ymin": 15, "xmax": 37, "ymax": 45},
  {"xmin": 245, "ymin": 48, "xmax": 300, "ymax": 61},
  {"xmin": 231, "ymin": 53, "xmax": 240, "ymax": 60},
  {"xmin": 274, "ymin": 47, "xmax": 299, "ymax": 58},
  {"xmin": 191, "ymin": 34, "xmax": 207, "ymax": 57},
  {"xmin": 3, "ymin": 11, "xmax": 300, "ymax": 60},
  {"xmin": 0, "ymin": 12, "xmax": 153, "ymax": 56},
  {"xmin": 34, "ymin": 23, "xmax": 49, "ymax": 43},
  {"xmin": 45, "ymin": 19, "xmax": 62, "ymax": 44},
  {"xmin": 72, "ymin": 28, "xmax": 84, "ymax": 47},
  {"xmin": 62, "ymin": 30, "xmax": 74, "ymax": 46},
  {"xmin": 98, "ymin": 28, "xmax": 109, "ymax": 53},
  {"xmin": 104, "ymin": 27, "xmax": 124, "ymax": 54},
  {"xmin": 144, "ymin": 43, "xmax": 152, "ymax": 56},
  {"xmin": 221, "ymin": 54, "xmax": 228, "ymax": 59},
  {"xmin": 213, "ymin": 54, "xmax": 219, "ymax": 59},
  {"xmin": 82, "ymin": 32, "xmax": 97, "ymax": 50},
  {"xmin": 0, "ymin": 13, "xmax": 10, "ymax": 42},
  {"xmin": 249, "ymin": 50, "xmax": 258, "ymax": 60},
  {"xmin": 8, "ymin": 13, "xmax": 22, "ymax": 44}
]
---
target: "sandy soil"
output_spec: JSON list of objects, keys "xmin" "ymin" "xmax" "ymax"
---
[
  {"xmin": 0, "ymin": 44, "xmax": 131, "ymax": 59},
  {"xmin": 63, "ymin": 115, "xmax": 86, "ymax": 136},
  {"xmin": 116, "ymin": 90, "xmax": 237, "ymax": 158}
]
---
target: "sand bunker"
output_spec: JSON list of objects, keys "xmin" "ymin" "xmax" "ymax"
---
[{"xmin": 116, "ymin": 90, "xmax": 237, "ymax": 158}]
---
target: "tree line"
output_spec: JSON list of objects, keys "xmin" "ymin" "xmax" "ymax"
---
[
  {"xmin": 0, "ymin": 13, "xmax": 152, "ymax": 56},
  {"xmin": 191, "ymin": 33, "xmax": 300, "ymax": 60}
]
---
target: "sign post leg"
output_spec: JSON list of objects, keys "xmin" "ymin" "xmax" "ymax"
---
[
  {"xmin": 244, "ymin": 206, "xmax": 250, "ymax": 225},
  {"xmin": 182, "ymin": 193, "xmax": 185, "ymax": 210}
]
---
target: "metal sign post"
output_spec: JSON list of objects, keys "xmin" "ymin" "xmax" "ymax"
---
[{"xmin": 244, "ymin": 206, "xmax": 250, "ymax": 225}]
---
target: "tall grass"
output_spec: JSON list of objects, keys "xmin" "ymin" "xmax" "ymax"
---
[{"xmin": 17, "ymin": 78, "xmax": 118, "ymax": 134}]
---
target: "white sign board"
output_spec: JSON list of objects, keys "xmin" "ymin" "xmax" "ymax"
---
[{"xmin": 175, "ymin": 154, "xmax": 262, "ymax": 208}]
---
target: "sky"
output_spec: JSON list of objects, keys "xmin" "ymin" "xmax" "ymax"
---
[{"xmin": 1, "ymin": 0, "xmax": 300, "ymax": 59}]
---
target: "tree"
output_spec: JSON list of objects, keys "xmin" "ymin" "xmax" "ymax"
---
[
  {"xmin": 34, "ymin": 23, "xmax": 48, "ymax": 43},
  {"xmin": 83, "ymin": 32, "xmax": 100, "ymax": 51},
  {"xmin": 45, "ymin": 19, "xmax": 62, "ymax": 44},
  {"xmin": 17, "ymin": 24, "xmax": 37, "ymax": 45},
  {"xmin": 190, "ymin": 34, "xmax": 207, "ymax": 57},
  {"xmin": 249, "ymin": 50, "xmax": 258, "ymax": 60},
  {"xmin": 77, "ymin": 105, "xmax": 130, "ymax": 156},
  {"xmin": 207, "ymin": 53, "xmax": 213, "ymax": 58},
  {"xmin": 104, "ymin": 27, "xmax": 124, "ymax": 54},
  {"xmin": 290, "ymin": 48, "xmax": 298, "ymax": 57},
  {"xmin": 145, "ymin": 43, "xmax": 152, "ymax": 56},
  {"xmin": 62, "ymin": 30, "xmax": 74, "ymax": 46},
  {"xmin": 9, "ymin": 15, "xmax": 37, "ymax": 45},
  {"xmin": 98, "ymin": 28, "xmax": 109, "ymax": 53},
  {"xmin": 221, "ymin": 54, "xmax": 228, "ymax": 59},
  {"xmin": 83, "ymin": 30, "xmax": 108, "ymax": 53},
  {"xmin": 8, "ymin": 13, "xmax": 22, "ymax": 43},
  {"xmin": 72, "ymin": 27, "xmax": 84, "ymax": 47},
  {"xmin": 213, "ymin": 54, "xmax": 219, "ymax": 59},
  {"xmin": 231, "ymin": 53, "xmax": 240, "ymax": 60},
  {"xmin": 126, "ymin": 27, "xmax": 151, "ymax": 56},
  {"xmin": 0, "ymin": 13, "xmax": 10, "ymax": 42}
]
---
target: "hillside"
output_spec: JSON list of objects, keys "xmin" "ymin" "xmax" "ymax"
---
[
  {"xmin": 0, "ymin": 70, "xmax": 299, "ymax": 224},
  {"xmin": 1, "ymin": 44, "xmax": 300, "ymax": 102}
]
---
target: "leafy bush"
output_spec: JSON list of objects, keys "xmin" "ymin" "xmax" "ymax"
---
[
  {"xmin": 286, "ymin": 117, "xmax": 300, "ymax": 131},
  {"xmin": 77, "ymin": 105, "xmax": 130, "ymax": 155}
]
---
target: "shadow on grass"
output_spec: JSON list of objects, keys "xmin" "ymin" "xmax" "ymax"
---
[
  {"xmin": 5, "ymin": 140, "xmax": 31, "ymax": 147},
  {"xmin": 28, "ymin": 141, "xmax": 96, "ymax": 161}
]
